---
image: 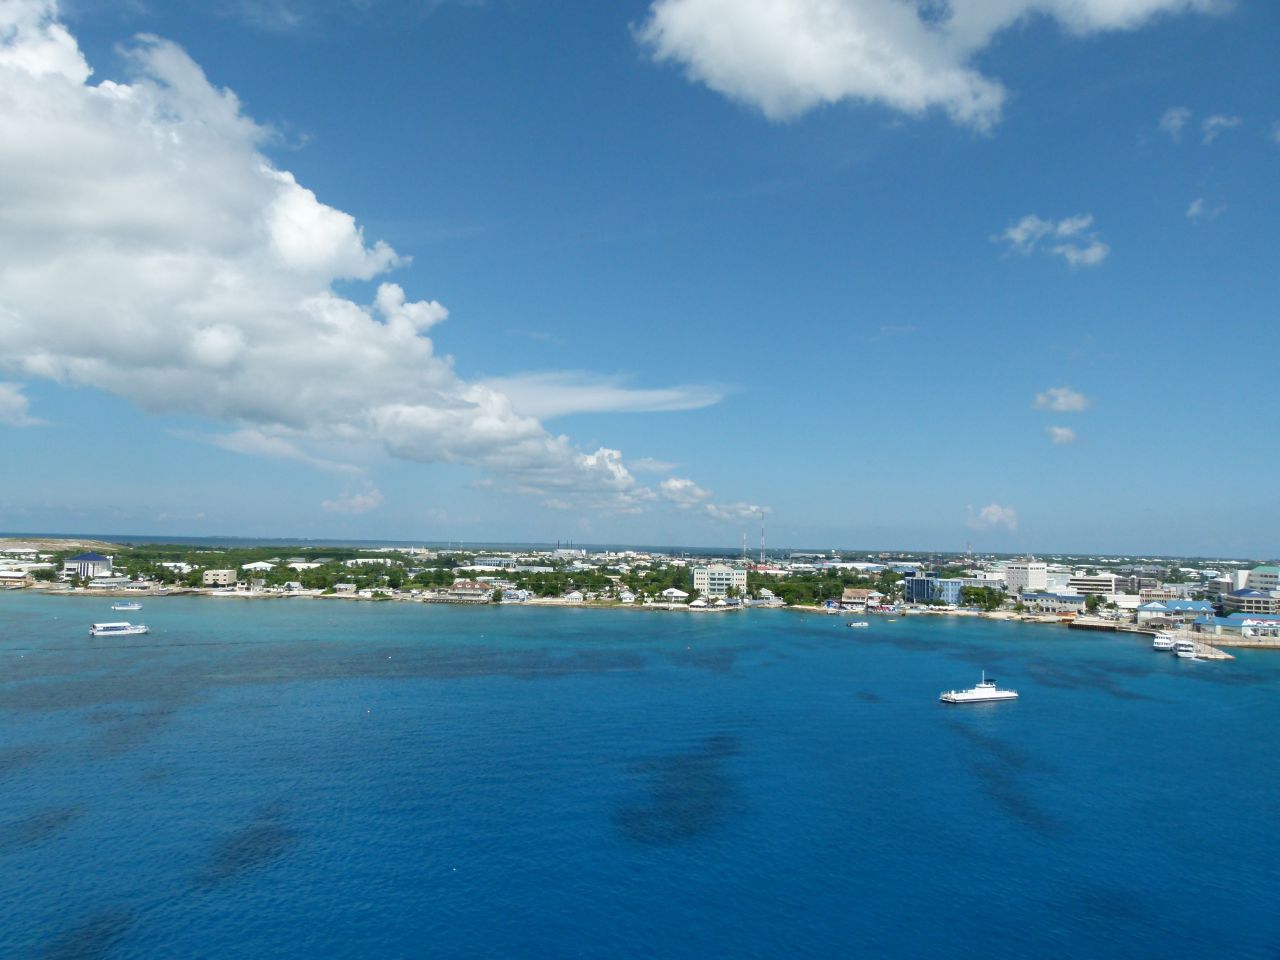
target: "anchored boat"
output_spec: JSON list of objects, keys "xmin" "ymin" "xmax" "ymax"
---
[
  {"xmin": 940, "ymin": 671, "xmax": 1018, "ymax": 704},
  {"xmin": 89, "ymin": 622, "xmax": 149, "ymax": 637}
]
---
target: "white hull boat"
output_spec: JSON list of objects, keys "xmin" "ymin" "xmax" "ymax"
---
[
  {"xmin": 940, "ymin": 671, "xmax": 1018, "ymax": 704},
  {"xmin": 1152, "ymin": 632, "xmax": 1175, "ymax": 651},
  {"xmin": 89, "ymin": 622, "xmax": 149, "ymax": 637}
]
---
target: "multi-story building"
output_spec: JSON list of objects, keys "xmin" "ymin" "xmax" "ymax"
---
[
  {"xmin": 202, "ymin": 569, "xmax": 238, "ymax": 587},
  {"xmin": 1245, "ymin": 566, "xmax": 1280, "ymax": 593},
  {"xmin": 1005, "ymin": 559, "xmax": 1047, "ymax": 595},
  {"xmin": 902, "ymin": 573, "xmax": 964, "ymax": 605},
  {"xmin": 1223, "ymin": 589, "xmax": 1280, "ymax": 616},
  {"xmin": 692, "ymin": 563, "xmax": 747, "ymax": 598},
  {"xmin": 63, "ymin": 551, "xmax": 113, "ymax": 579},
  {"xmin": 1067, "ymin": 574, "xmax": 1121, "ymax": 596}
]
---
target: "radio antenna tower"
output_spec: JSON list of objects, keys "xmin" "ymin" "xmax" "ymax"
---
[{"xmin": 759, "ymin": 519, "xmax": 766, "ymax": 565}]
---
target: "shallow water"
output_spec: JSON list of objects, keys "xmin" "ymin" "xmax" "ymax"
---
[{"xmin": 1, "ymin": 594, "xmax": 1277, "ymax": 958}]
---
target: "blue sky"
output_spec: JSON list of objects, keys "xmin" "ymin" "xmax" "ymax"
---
[{"xmin": 0, "ymin": 0, "xmax": 1277, "ymax": 555}]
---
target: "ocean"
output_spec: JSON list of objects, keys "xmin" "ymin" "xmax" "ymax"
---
[{"xmin": 1, "ymin": 593, "xmax": 1277, "ymax": 959}]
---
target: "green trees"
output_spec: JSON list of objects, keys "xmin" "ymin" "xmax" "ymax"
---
[
  {"xmin": 961, "ymin": 586, "xmax": 1005, "ymax": 611},
  {"xmin": 1085, "ymin": 593, "xmax": 1102, "ymax": 613}
]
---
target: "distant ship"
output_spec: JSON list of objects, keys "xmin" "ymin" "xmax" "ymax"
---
[
  {"xmin": 939, "ymin": 672, "xmax": 1018, "ymax": 704},
  {"xmin": 846, "ymin": 621, "xmax": 869, "ymax": 628},
  {"xmin": 89, "ymin": 622, "xmax": 149, "ymax": 637},
  {"xmin": 111, "ymin": 601, "xmax": 142, "ymax": 611}
]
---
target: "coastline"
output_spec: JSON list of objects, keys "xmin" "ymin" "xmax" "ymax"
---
[{"xmin": 13, "ymin": 586, "xmax": 1259, "ymax": 657}]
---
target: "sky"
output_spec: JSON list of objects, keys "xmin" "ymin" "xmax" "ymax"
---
[{"xmin": 0, "ymin": 0, "xmax": 1277, "ymax": 556}]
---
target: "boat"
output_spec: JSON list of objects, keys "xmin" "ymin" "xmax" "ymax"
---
[
  {"xmin": 940, "ymin": 671, "xmax": 1018, "ymax": 704},
  {"xmin": 89, "ymin": 622, "xmax": 149, "ymax": 637},
  {"xmin": 1174, "ymin": 639, "xmax": 1198, "ymax": 659},
  {"xmin": 846, "ymin": 621, "xmax": 870, "ymax": 628},
  {"xmin": 111, "ymin": 601, "xmax": 142, "ymax": 611},
  {"xmin": 1151, "ymin": 632, "xmax": 1175, "ymax": 651}
]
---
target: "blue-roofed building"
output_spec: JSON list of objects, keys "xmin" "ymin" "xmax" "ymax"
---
[
  {"xmin": 1136, "ymin": 600, "xmax": 1216, "ymax": 623},
  {"xmin": 62, "ymin": 551, "xmax": 113, "ymax": 579},
  {"xmin": 1193, "ymin": 613, "xmax": 1280, "ymax": 640},
  {"xmin": 1222, "ymin": 588, "xmax": 1278, "ymax": 616}
]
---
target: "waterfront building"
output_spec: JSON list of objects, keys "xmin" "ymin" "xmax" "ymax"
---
[
  {"xmin": 447, "ymin": 580, "xmax": 491, "ymax": 600},
  {"xmin": 63, "ymin": 551, "xmax": 113, "ymax": 579},
  {"xmin": 1222, "ymin": 589, "xmax": 1280, "ymax": 616},
  {"xmin": 839, "ymin": 588, "xmax": 883, "ymax": 610},
  {"xmin": 902, "ymin": 573, "xmax": 964, "ymax": 606},
  {"xmin": 1021, "ymin": 593, "xmax": 1087, "ymax": 614},
  {"xmin": 1136, "ymin": 600, "xmax": 1216, "ymax": 624},
  {"xmin": 692, "ymin": 563, "xmax": 747, "ymax": 598},
  {"xmin": 660, "ymin": 587, "xmax": 690, "ymax": 603},
  {"xmin": 1005, "ymin": 559, "xmax": 1048, "ymax": 595},
  {"xmin": 202, "ymin": 569, "xmax": 238, "ymax": 587},
  {"xmin": 241, "ymin": 561, "xmax": 276, "ymax": 572}
]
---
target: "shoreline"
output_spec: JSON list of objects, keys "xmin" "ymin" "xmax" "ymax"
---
[{"xmin": 12, "ymin": 586, "xmax": 1261, "ymax": 656}]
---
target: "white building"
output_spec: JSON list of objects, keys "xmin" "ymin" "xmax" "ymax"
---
[
  {"xmin": 1068, "ymin": 573, "xmax": 1121, "ymax": 596},
  {"xmin": 1245, "ymin": 566, "xmax": 1280, "ymax": 593},
  {"xmin": 241, "ymin": 561, "xmax": 276, "ymax": 572},
  {"xmin": 203, "ymin": 569, "xmax": 238, "ymax": 587},
  {"xmin": 692, "ymin": 563, "xmax": 747, "ymax": 598},
  {"xmin": 1004, "ymin": 559, "xmax": 1047, "ymax": 595},
  {"xmin": 63, "ymin": 552, "xmax": 113, "ymax": 579}
]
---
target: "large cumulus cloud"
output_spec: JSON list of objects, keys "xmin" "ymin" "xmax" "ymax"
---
[
  {"xmin": 637, "ymin": 0, "xmax": 1221, "ymax": 130},
  {"xmin": 0, "ymin": 1, "xmax": 757, "ymax": 519}
]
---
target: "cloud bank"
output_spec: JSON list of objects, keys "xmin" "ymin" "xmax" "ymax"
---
[
  {"xmin": 0, "ymin": 1, "xmax": 758, "ymax": 521},
  {"xmin": 638, "ymin": 0, "xmax": 1220, "ymax": 130}
]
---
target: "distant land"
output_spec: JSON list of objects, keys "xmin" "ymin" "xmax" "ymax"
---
[{"xmin": 0, "ymin": 532, "xmax": 1265, "ymax": 566}]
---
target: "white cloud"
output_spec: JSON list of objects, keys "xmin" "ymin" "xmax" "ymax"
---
[
  {"xmin": 968, "ymin": 503, "xmax": 1017, "ymax": 531},
  {"xmin": 1034, "ymin": 386, "xmax": 1090, "ymax": 412},
  {"xmin": 704, "ymin": 501, "xmax": 770, "ymax": 523},
  {"xmin": 0, "ymin": 2, "xmax": 742, "ymax": 518},
  {"xmin": 482, "ymin": 372, "xmax": 723, "ymax": 420},
  {"xmin": 1158, "ymin": 106, "xmax": 1191, "ymax": 140},
  {"xmin": 629, "ymin": 457, "xmax": 679, "ymax": 475},
  {"xmin": 659, "ymin": 476, "xmax": 712, "ymax": 507},
  {"xmin": 996, "ymin": 214, "xmax": 1109, "ymax": 268},
  {"xmin": 1186, "ymin": 197, "xmax": 1225, "ymax": 221},
  {"xmin": 637, "ymin": 0, "xmax": 1220, "ymax": 130},
  {"xmin": 0, "ymin": 382, "xmax": 41, "ymax": 426},
  {"xmin": 321, "ymin": 484, "xmax": 383, "ymax": 514},
  {"xmin": 1200, "ymin": 113, "xmax": 1241, "ymax": 144},
  {"xmin": 1045, "ymin": 425, "xmax": 1077, "ymax": 444}
]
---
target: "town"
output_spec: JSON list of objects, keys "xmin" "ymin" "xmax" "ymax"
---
[{"xmin": 2, "ymin": 539, "xmax": 1277, "ymax": 649}]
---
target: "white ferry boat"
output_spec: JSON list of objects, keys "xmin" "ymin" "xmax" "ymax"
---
[
  {"xmin": 1151, "ymin": 632, "xmax": 1175, "ymax": 651},
  {"xmin": 939, "ymin": 672, "xmax": 1018, "ymax": 704},
  {"xmin": 1174, "ymin": 639, "xmax": 1198, "ymax": 659},
  {"xmin": 89, "ymin": 622, "xmax": 149, "ymax": 637},
  {"xmin": 111, "ymin": 601, "xmax": 142, "ymax": 612},
  {"xmin": 846, "ymin": 621, "xmax": 870, "ymax": 629}
]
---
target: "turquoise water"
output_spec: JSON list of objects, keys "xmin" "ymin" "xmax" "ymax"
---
[{"xmin": 1, "ymin": 594, "xmax": 1277, "ymax": 958}]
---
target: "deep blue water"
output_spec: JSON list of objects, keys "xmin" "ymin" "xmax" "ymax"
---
[{"xmin": 1, "ymin": 594, "xmax": 1277, "ymax": 959}]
